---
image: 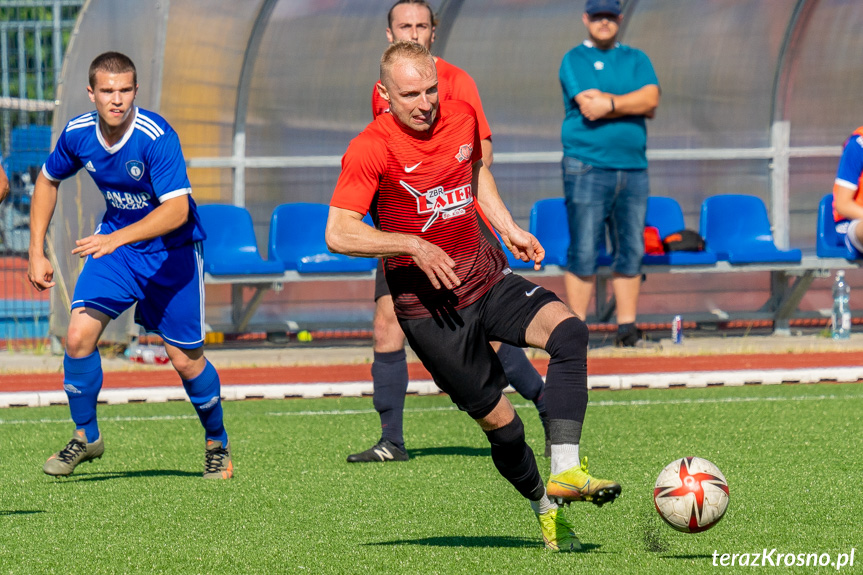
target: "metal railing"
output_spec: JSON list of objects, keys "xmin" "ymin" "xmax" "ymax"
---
[{"xmin": 186, "ymin": 121, "xmax": 842, "ymax": 251}]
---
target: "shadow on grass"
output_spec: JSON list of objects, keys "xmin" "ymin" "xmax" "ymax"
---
[
  {"xmin": 365, "ymin": 536, "xmax": 602, "ymax": 551},
  {"xmin": 408, "ymin": 446, "xmax": 490, "ymax": 458},
  {"xmin": 0, "ymin": 510, "xmax": 45, "ymax": 516},
  {"xmin": 48, "ymin": 469, "xmax": 201, "ymax": 482}
]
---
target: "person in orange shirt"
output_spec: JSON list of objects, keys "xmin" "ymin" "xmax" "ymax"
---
[
  {"xmin": 0, "ymin": 164, "xmax": 9, "ymax": 205},
  {"xmin": 832, "ymin": 126, "xmax": 863, "ymax": 255},
  {"xmin": 348, "ymin": 0, "xmax": 549, "ymax": 464}
]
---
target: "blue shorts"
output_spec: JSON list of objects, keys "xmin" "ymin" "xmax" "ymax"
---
[
  {"xmin": 561, "ymin": 156, "xmax": 649, "ymax": 277},
  {"xmin": 71, "ymin": 242, "xmax": 205, "ymax": 349}
]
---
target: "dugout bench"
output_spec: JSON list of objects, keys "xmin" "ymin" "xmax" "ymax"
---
[{"xmin": 199, "ymin": 194, "xmax": 861, "ymax": 336}]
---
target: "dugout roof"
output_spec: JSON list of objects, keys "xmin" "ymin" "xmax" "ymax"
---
[{"xmin": 49, "ymin": 0, "xmax": 863, "ymax": 341}]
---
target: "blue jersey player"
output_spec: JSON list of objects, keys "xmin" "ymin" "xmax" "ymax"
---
[{"xmin": 28, "ymin": 52, "xmax": 233, "ymax": 479}]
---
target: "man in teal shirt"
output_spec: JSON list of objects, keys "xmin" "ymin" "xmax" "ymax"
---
[{"xmin": 559, "ymin": 0, "xmax": 660, "ymax": 346}]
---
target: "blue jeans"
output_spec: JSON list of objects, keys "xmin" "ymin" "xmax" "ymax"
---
[{"xmin": 561, "ymin": 156, "xmax": 649, "ymax": 277}]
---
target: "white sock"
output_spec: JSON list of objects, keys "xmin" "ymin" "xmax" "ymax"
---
[
  {"xmin": 551, "ymin": 443, "xmax": 580, "ymax": 475},
  {"xmin": 529, "ymin": 494, "xmax": 557, "ymax": 515}
]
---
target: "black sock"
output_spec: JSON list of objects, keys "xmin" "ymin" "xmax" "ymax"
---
[
  {"xmin": 484, "ymin": 415, "xmax": 545, "ymax": 501},
  {"xmin": 616, "ymin": 322, "xmax": 640, "ymax": 345},
  {"xmin": 372, "ymin": 349, "xmax": 408, "ymax": 449},
  {"xmin": 544, "ymin": 317, "xmax": 589, "ymax": 438}
]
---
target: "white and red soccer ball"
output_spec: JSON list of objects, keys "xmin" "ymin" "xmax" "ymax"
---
[{"xmin": 653, "ymin": 457, "xmax": 729, "ymax": 533}]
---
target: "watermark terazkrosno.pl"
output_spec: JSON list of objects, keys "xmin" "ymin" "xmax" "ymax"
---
[{"xmin": 713, "ymin": 549, "xmax": 855, "ymax": 570}]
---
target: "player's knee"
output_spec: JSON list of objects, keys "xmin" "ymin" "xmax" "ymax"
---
[
  {"xmin": 484, "ymin": 412, "xmax": 526, "ymax": 450},
  {"xmin": 170, "ymin": 347, "xmax": 205, "ymax": 379},
  {"xmin": 373, "ymin": 301, "xmax": 405, "ymax": 351},
  {"xmin": 545, "ymin": 316, "xmax": 589, "ymax": 360},
  {"xmin": 64, "ymin": 327, "xmax": 97, "ymax": 357}
]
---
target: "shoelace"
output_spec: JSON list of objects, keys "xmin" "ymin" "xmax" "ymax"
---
[
  {"xmin": 57, "ymin": 439, "xmax": 86, "ymax": 464},
  {"xmin": 204, "ymin": 447, "xmax": 229, "ymax": 473}
]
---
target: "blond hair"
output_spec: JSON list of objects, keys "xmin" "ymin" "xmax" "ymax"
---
[{"xmin": 380, "ymin": 41, "xmax": 434, "ymax": 86}]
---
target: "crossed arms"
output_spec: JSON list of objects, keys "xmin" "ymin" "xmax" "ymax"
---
[{"xmin": 576, "ymin": 84, "xmax": 660, "ymax": 122}]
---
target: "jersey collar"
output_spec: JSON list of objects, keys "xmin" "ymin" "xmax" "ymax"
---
[{"xmin": 96, "ymin": 106, "xmax": 138, "ymax": 155}]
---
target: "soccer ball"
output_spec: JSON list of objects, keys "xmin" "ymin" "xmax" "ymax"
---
[{"xmin": 653, "ymin": 457, "xmax": 729, "ymax": 533}]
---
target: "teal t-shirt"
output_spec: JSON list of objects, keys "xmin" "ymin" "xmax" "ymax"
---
[{"xmin": 559, "ymin": 41, "xmax": 658, "ymax": 169}]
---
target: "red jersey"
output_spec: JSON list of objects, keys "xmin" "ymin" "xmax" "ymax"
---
[
  {"xmin": 371, "ymin": 57, "xmax": 492, "ymax": 142},
  {"xmin": 331, "ymin": 101, "xmax": 508, "ymax": 319}
]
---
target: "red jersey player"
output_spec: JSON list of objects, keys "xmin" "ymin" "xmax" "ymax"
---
[
  {"xmin": 349, "ymin": 0, "xmax": 548, "ymax": 467},
  {"xmin": 326, "ymin": 41, "xmax": 620, "ymax": 553}
]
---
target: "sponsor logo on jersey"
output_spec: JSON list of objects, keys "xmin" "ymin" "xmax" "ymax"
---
[
  {"xmin": 400, "ymin": 180, "xmax": 473, "ymax": 232},
  {"xmin": 84, "ymin": 161, "xmax": 96, "ymax": 172},
  {"xmin": 455, "ymin": 144, "xmax": 473, "ymax": 163},
  {"xmin": 126, "ymin": 160, "xmax": 145, "ymax": 181},
  {"xmin": 104, "ymin": 190, "xmax": 151, "ymax": 211},
  {"xmin": 594, "ymin": 61, "xmax": 605, "ymax": 71},
  {"xmin": 404, "ymin": 162, "xmax": 421, "ymax": 173}
]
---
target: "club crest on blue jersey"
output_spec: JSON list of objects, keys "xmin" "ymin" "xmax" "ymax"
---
[{"xmin": 126, "ymin": 160, "xmax": 145, "ymax": 181}]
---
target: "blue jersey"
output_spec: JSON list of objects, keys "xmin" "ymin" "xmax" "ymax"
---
[
  {"xmin": 559, "ymin": 41, "xmax": 658, "ymax": 169},
  {"xmin": 835, "ymin": 128, "xmax": 863, "ymax": 193},
  {"xmin": 43, "ymin": 107, "xmax": 205, "ymax": 253}
]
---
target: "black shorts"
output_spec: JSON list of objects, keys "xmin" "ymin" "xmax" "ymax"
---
[
  {"xmin": 397, "ymin": 272, "xmax": 560, "ymax": 419},
  {"xmin": 374, "ymin": 259, "xmax": 390, "ymax": 301}
]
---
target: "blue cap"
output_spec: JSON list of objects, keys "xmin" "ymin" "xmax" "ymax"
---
[{"xmin": 584, "ymin": 0, "xmax": 621, "ymax": 16}]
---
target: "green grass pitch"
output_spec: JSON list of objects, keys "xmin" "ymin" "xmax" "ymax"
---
[{"xmin": 0, "ymin": 382, "xmax": 861, "ymax": 574}]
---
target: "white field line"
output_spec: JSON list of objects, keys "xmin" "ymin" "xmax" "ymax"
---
[{"xmin": 2, "ymin": 393, "xmax": 861, "ymax": 426}]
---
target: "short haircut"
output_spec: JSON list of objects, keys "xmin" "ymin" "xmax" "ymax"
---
[
  {"xmin": 380, "ymin": 40, "xmax": 434, "ymax": 86},
  {"xmin": 387, "ymin": 0, "xmax": 438, "ymax": 28},
  {"xmin": 88, "ymin": 51, "xmax": 137, "ymax": 88}
]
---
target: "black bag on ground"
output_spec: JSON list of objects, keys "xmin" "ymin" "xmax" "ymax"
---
[{"xmin": 662, "ymin": 229, "xmax": 706, "ymax": 252}]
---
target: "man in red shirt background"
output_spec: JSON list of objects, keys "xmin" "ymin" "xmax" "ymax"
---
[
  {"xmin": 326, "ymin": 41, "xmax": 620, "ymax": 552},
  {"xmin": 348, "ymin": 0, "xmax": 549, "ymax": 465}
]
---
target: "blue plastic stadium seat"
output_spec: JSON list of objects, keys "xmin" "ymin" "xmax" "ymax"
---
[
  {"xmin": 530, "ymin": 198, "xmax": 612, "ymax": 268},
  {"xmin": 268, "ymin": 203, "xmax": 376, "ymax": 273},
  {"xmin": 643, "ymin": 196, "xmax": 717, "ymax": 265},
  {"xmin": 699, "ymin": 194, "xmax": 802, "ymax": 264},
  {"xmin": 816, "ymin": 193, "xmax": 858, "ymax": 259},
  {"xmin": 198, "ymin": 204, "xmax": 286, "ymax": 276}
]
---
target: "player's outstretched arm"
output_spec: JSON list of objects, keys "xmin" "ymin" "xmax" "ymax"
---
[
  {"xmin": 473, "ymin": 163, "xmax": 544, "ymax": 270},
  {"xmin": 72, "ymin": 194, "xmax": 190, "ymax": 259},
  {"xmin": 27, "ymin": 172, "xmax": 60, "ymax": 291},
  {"xmin": 326, "ymin": 205, "xmax": 460, "ymax": 290}
]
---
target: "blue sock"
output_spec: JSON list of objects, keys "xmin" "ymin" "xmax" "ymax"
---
[
  {"xmin": 372, "ymin": 349, "xmax": 408, "ymax": 449},
  {"xmin": 182, "ymin": 360, "xmax": 228, "ymax": 446},
  {"xmin": 63, "ymin": 351, "xmax": 103, "ymax": 443}
]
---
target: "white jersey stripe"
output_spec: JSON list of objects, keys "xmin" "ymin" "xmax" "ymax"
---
[
  {"xmin": 41, "ymin": 165, "xmax": 61, "ymax": 182},
  {"xmin": 68, "ymin": 112, "xmax": 96, "ymax": 127},
  {"xmin": 66, "ymin": 120, "xmax": 96, "ymax": 133},
  {"xmin": 134, "ymin": 121, "xmax": 159, "ymax": 141},
  {"xmin": 136, "ymin": 112, "xmax": 165, "ymax": 136},
  {"xmin": 835, "ymin": 177, "xmax": 858, "ymax": 191},
  {"xmin": 159, "ymin": 188, "xmax": 192, "ymax": 202}
]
